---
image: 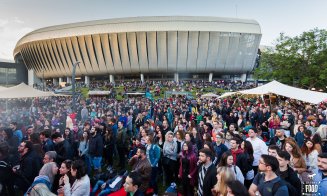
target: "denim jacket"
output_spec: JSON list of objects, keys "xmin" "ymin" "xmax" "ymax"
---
[{"xmin": 146, "ymin": 144, "xmax": 161, "ymax": 167}]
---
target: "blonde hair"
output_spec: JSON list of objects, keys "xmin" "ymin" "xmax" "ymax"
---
[
  {"xmin": 213, "ymin": 166, "xmax": 236, "ymax": 196},
  {"xmin": 165, "ymin": 131, "xmax": 174, "ymax": 141}
]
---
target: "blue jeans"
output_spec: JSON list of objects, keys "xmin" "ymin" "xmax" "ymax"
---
[
  {"xmin": 91, "ymin": 156, "xmax": 102, "ymax": 170},
  {"xmin": 84, "ymin": 155, "xmax": 91, "ymax": 175},
  {"xmin": 91, "ymin": 180, "xmax": 114, "ymax": 196},
  {"xmin": 150, "ymin": 167, "xmax": 158, "ymax": 194}
]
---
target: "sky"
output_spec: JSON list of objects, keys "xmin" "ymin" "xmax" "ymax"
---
[{"xmin": 0, "ymin": 0, "xmax": 326, "ymax": 61}]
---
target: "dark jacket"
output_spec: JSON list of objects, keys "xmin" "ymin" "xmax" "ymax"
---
[
  {"xmin": 43, "ymin": 138, "xmax": 55, "ymax": 152},
  {"xmin": 88, "ymin": 132, "xmax": 104, "ymax": 157},
  {"xmin": 117, "ymin": 127, "xmax": 128, "ymax": 148},
  {"xmin": 269, "ymin": 136, "xmax": 286, "ymax": 149},
  {"xmin": 277, "ymin": 165, "xmax": 302, "ymax": 195},
  {"xmin": 213, "ymin": 143, "xmax": 228, "ymax": 163},
  {"xmin": 14, "ymin": 150, "xmax": 42, "ymax": 192},
  {"xmin": 179, "ymin": 153, "xmax": 198, "ymax": 186},
  {"xmin": 0, "ymin": 154, "xmax": 16, "ymax": 196},
  {"xmin": 199, "ymin": 163, "xmax": 217, "ymax": 196},
  {"xmin": 54, "ymin": 139, "xmax": 73, "ymax": 164},
  {"xmin": 236, "ymin": 152, "xmax": 253, "ymax": 177}
]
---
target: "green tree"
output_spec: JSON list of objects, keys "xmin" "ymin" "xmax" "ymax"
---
[{"xmin": 254, "ymin": 28, "xmax": 327, "ymax": 89}]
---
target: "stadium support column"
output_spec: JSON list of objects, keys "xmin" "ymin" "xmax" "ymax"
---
[
  {"xmin": 84, "ymin": 76, "xmax": 90, "ymax": 86},
  {"xmin": 53, "ymin": 78, "xmax": 58, "ymax": 86},
  {"xmin": 27, "ymin": 69, "xmax": 35, "ymax": 86},
  {"xmin": 59, "ymin": 77, "xmax": 63, "ymax": 84},
  {"xmin": 109, "ymin": 74, "xmax": 115, "ymax": 83},
  {"xmin": 209, "ymin": 73, "xmax": 213, "ymax": 82},
  {"xmin": 140, "ymin": 73, "xmax": 144, "ymax": 83},
  {"xmin": 241, "ymin": 73, "xmax": 247, "ymax": 83},
  {"xmin": 67, "ymin": 77, "xmax": 72, "ymax": 84},
  {"xmin": 174, "ymin": 73, "xmax": 179, "ymax": 83}
]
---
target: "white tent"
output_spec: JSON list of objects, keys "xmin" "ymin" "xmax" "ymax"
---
[
  {"xmin": 88, "ymin": 91, "xmax": 111, "ymax": 95},
  {"xmin": 237, "ymin": 80, "xmax": 327, "ymax": 104},
  {"xmin": 0, "ymin": 83, "xmax": 54, "ymax": 98},
  {"xmin": 218, "ymin": 92, "xmax": 237, "ymax": 98},
  {"xmin": 201, "ymin": 92, "xmax": 219, "ymax": 98},
  {"xmin": 0, "ymin": 86, "xmax": 7, "ymax": 91}
]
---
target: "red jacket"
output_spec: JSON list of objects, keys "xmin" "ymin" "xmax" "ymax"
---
[{"xmin": 178, "ymin": 153, "xmax": 198, "ymax": 186}]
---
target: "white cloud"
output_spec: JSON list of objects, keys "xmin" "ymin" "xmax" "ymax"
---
[
  {"xmin": 0, "ymin": 17, "xmax": 33, "ymax": 60},
  {"xmin": 0, "ymin": 19, "xmax": 9, "ymax": 27},
  {"xmin": 13, "ymin": 17, "xmax": 24, "ymax": 24}
]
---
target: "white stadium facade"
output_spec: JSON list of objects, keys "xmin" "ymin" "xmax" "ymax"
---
[{"xmin": 13, "ymin": 16, "xmax": 261, "ymax": 85}]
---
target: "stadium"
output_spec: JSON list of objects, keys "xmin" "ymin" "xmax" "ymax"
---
[{"xmin": 13, "ymin": 16, "xmax": 261, "ymax": 84}]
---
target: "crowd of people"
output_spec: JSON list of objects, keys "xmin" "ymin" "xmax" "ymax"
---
[{"xmin": 0, "ymin": 79, "xmax": 327, "ymax": 196}]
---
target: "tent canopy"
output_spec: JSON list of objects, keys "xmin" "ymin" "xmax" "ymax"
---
[
  {"xmin": 0, "ymin": 83, "xmax": 53, "ymax": 98},
  {"xmin": 237, "ymin": 80, "xmax": 327, "ymax": 104},
  {"xmin": 88, "ymin": 91, "xmax": 111, "ymax": 95},
  {"xmin": 219, "ymin": 92, "xmax": 236, "ymax": 98},
  {"xmin": 201, "ymin": 92, "xmax": 219, "ymax": 98}
]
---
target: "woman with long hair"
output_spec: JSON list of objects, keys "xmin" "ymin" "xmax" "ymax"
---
[
  {"xmin": 154, "ymin": 129, "xmax": 164, "ymax": 149},
  {"xmin": 78, "ymin": 131, "xmax": 90, "ymax": 174},
  {"xmin": 218, "ymin": 151, "xmax": 244, "ymax": 184},
  {"xmin": 187, "ymin": 120, "xmax": 196, "ymax": 133},
  {"xmin": 295, "ymin": 125, "xmax": 306, "ymax": 148},
  {"xmin": 178, "ymin": 141, "xmax": 197, "ymax": 196},
  {"xmin": 145, "ymin": 135, "xmax": 161, "ymax": 196},
  {"xmin": 63, "ymin": 128, "xmax": 74, "ymax": 146},
  {"xmin": 202, "ymin": 132, "xmax": 213, "ymax": 143},
  {"xmin": 63, "ymin": 160, "xmax": 90, "ymax": 196},
  {"xmin": 268, "ymin": 113, "xmax": 280, "ymax": 139},
  {"xmin": 212, "ymin": 166, "xmax": 236, "ymax": 196},
  {"xmin": 301, "ymin": 139, "xmax": 319, "ymax": 170},
  {"xmin": 191, "ymin": 127, "xmax": 202, "ymax": 153},
  {"xmin": 238, "ymin": 140, "xmax": 254, "ymax": 188},
  {"xmin": 57, "ymin": 160, "xmax": 75, "ymax": 195},
  {"xmin": 25, "ymin": 162, "xmax": 58, "ymax": 196},
  {"xmin": 103, "ymin": 128, "xmax": 115, "ymax": 168},
  {"xmin": 185, "ymin": 132, "xmax": 198, "ymax": 155},
  {"xmin": 312, "ymin": 133, "xmax": 323, "ymax": 154},
  {"xmin": 154, "ymin": 129, "xmax": 164, "ymax": 177},
  {"xmin": 284, "ymin": 138, "xmax": 307, "ymax": 173}
]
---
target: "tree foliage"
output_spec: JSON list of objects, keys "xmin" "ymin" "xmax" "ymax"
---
[{"xmin": 254, "ymin": 28, "xmax": 327, "ymax": 89}]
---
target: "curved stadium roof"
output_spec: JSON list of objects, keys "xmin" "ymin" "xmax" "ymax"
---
[{"xmin": 14, "ymin": 16, "xmax": 262, "ymax": 78}]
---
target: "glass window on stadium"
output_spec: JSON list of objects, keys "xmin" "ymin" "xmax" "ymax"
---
[{"xmin": 0, "ymin": 67, "xmax": 17, "ymax": 84}]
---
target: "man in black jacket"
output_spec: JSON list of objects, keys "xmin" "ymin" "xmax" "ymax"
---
[
  {"xmin": 13, "ymin": 141, "xmax": 42, "ymax": 192},
  {"xmin": 89, "ymin": 127, "xmax": 103, "ymax": 173},
  {"xmin": 276, "ymin": 150, "xmax": 302, "ymax": 195},
  {"xmin": 51, "ymin": 132, "xmax": 73, "ymax": 164},
  {"xmin": 0, "ymin": 142, "xmax": 16, "ymax": 196},
  {"xmin": 117, "ymin": 121, "xmax": 128, "ymax": 170},
  {"xmin": 40, "ymin": 130, "xmax": 54, "ymax": 152},
  {"xmin": 197, "ymin": 148, "xmax": 217, "ymax": 196}
]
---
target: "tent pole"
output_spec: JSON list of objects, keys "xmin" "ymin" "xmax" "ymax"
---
[{"xmin": 269, "ymin": 93, "xmax": 272, "ymax": 112}]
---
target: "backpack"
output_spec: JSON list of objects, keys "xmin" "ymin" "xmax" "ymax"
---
[
  {"xmin": 258, "ymin": 173, "xmax": 298, "ymax": 196},
  {"xmin": 271, "ymin": 178, "xmax": 299, "ymax": 196}
]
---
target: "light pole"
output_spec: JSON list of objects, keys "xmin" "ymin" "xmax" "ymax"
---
[{"xmin": 72, "ymin": 61, "xmax": 80, "ymax": 113}]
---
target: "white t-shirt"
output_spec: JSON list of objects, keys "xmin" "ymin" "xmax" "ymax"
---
[{"xmin": 246, "ymin": 137, "xmax": 268, "ymax": 166}]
